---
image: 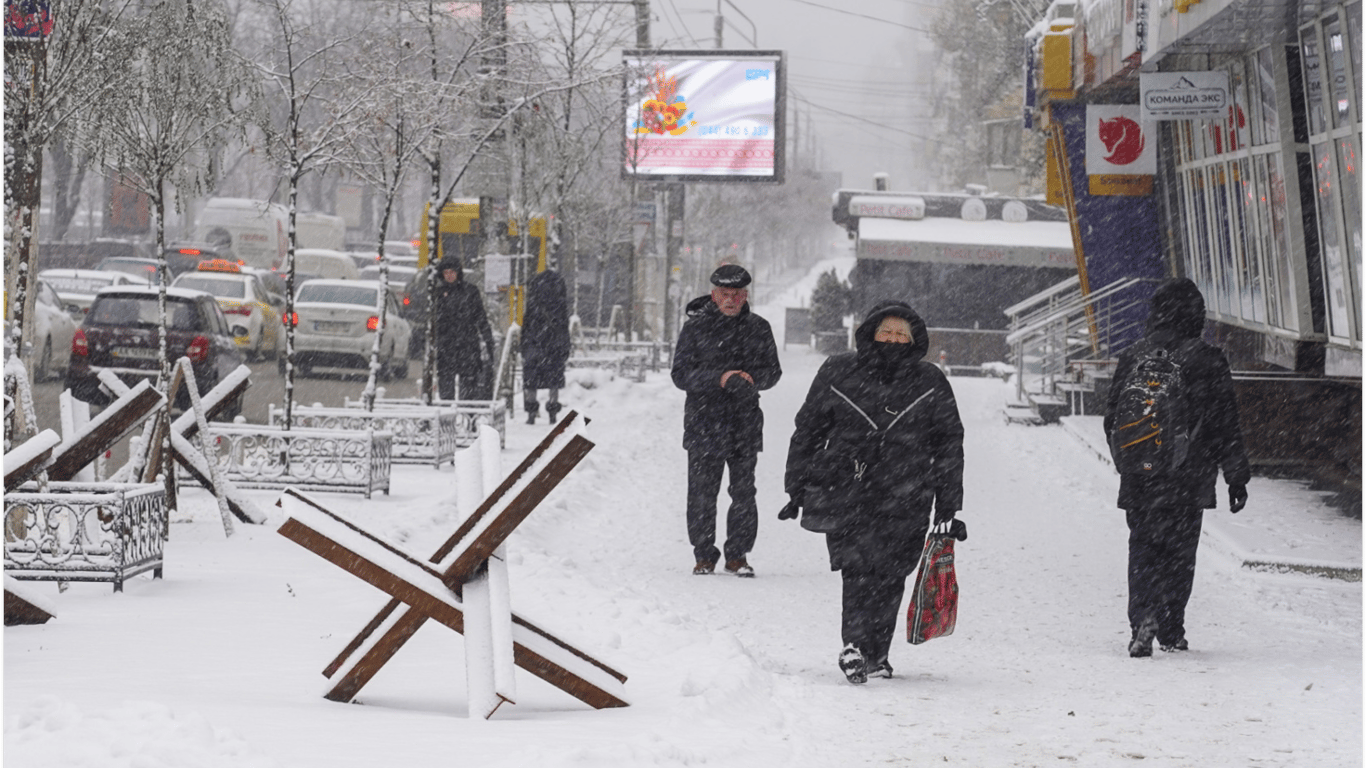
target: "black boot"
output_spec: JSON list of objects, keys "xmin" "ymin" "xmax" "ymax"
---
[
  {"xmin": 546, "ymin": 402, "xmax": 561, "ymax": 424},
  {"xmin": 525, "ymin": 401, "xmax": 539, "ymax": 425}
]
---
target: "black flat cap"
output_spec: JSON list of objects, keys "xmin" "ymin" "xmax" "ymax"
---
[{"xmin": 710, "ymin": 264, "xmax": 751, "ymax": 288}]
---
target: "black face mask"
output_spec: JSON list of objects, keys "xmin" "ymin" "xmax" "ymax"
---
[{"xmin": 870, "ymin": 340, "xmax": 916, "ymax": 371}]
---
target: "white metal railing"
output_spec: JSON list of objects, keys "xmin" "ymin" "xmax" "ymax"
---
[{"xmin": 1006, "ymin": 276, "xmax": 1156, "ymax": 401}]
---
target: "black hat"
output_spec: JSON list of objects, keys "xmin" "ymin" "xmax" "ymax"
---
[{"xmin": 710, "ymin": 264, "xmax": 751, "ymax": 288}]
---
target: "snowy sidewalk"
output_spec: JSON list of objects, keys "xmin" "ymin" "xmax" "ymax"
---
[{"xmin": 1061, "ymin": 415, "xmax": 1362, "ymax": 581}]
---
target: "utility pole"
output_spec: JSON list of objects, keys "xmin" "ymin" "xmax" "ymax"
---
[{"xmin": 626, "ymin": 0, "xmax": 649, "ymax": 340}]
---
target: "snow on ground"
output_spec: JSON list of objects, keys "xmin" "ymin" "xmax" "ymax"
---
[{"xmin": 4, "ymin": 258, "xmax": 1361, "ymax": 768}]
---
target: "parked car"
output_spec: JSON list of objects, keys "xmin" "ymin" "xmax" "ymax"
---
[
  {"xmin": 358, "ymin": 264, "xmax": 418, "ymax": 290},
  {"xmin": 398, "ymin": 267, "xmax": 435, "ymax": 357},
  {"xmin": 37, "ymin": 269, "xmax": 141, "ymax": 318},
  {"xmin": 96, "ymin": 256, "xmax": 161, "ymax": 284},
  {"xmin": 285, "ymin": 279, "xmax": 410, "ymax": 380},
  {"xmin": 163, "ymin": 242, "xmax": 227, "ymax": 277},
  {"xmin": 65, "ymin": 285, "xmax": 247, "ymax": 413},
  {"xmin": 293, "ymin": 249, "xmax": 360, "ymax": 282},
  {"xmin": 26, "ymin": 279, "xmax": 78, "ymax": 381},
  {"xmin": 171, "ymin": 260, "xmax": 283, "ymax": 360}
]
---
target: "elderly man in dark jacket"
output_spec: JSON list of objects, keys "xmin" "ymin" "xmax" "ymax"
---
[
  {"xmin": 783, "ymin": 300, "xmax": 964, "ymax": 683},
  {"xmin": 671, "ymin": 265, "xmax": 781, "ymax": 578},
  {"xmin": 1104, "ymin": 278, "xmax": 1251, "ymax": 658},
  {"xmin": 433, "ymin": 254, "xmax": 496, "ymax": 401},
  {"xmin": 521, "ymin": 267, "xmax": 571, "ymax": 424}
]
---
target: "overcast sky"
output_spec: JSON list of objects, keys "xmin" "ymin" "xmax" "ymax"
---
[{"xmin": 645, "ymin": 0, "xmax": 940, "ymax": 191}]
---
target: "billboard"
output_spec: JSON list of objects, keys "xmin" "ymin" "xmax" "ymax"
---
[{"xmin": 622, "ymin": 49, "xmax": 785, "ymax": 183}]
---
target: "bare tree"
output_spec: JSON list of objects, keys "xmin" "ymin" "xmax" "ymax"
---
[
  {"xmin": 245, "ymin": 0, "xmax": 369, "ymax": 426},
  {"xmin": 4, "ymin": 0, "xmax": 131, "ymax": 377}
]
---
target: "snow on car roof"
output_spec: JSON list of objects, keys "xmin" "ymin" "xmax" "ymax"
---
[
  {"xmin": 92, "ymin": 284, "xmax": 211, "ymax": 300},
  {"xmin": 39, "ymin": 269, "xmax": 127, "ymax": 279}
]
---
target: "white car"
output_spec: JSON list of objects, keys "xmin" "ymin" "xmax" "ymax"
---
[
  {"xmin": 37, "ymin": 269, "xmax": 141, "ymax": 318},
  {"xmin": 171, "ymin": 262, "xmax": 284, "ymax": 361},
  {"xmin": 26, "ymin": 279, "xmax": 78, "ymax": 381},
  {"xmin": 286, "ymin": 279, "xmax": 411, "ymax": 380}
]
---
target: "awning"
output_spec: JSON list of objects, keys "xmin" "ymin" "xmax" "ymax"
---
[{"xmin": 856, "ymin": 216, "xmax": 1076, "ymax": 268}]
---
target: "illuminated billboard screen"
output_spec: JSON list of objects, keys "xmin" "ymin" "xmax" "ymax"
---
[{"xmin": 622, "ymin": 49, "xmax": 785, "ymax": 183}]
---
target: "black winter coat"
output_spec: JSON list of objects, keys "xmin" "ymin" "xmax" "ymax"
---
[
  {"xmin": 786, "ymin": 301, "xmax": 965, "ymax": 574},
  {"xmin": 671, "ymin": 295, "xmax": 781, "ymax": 454},
  {"xmin": 1104, "ymin": 279, "xmax": 1250, "ymax": 510},
  {"xmin": 433, "ymin": 255, "xmax": 495, "ymax": 372},
  {"xmin": 521, "ymin": 269, "xmax": 570, "ymax": 389}
]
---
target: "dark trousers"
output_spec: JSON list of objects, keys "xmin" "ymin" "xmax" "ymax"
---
[
  {"xmin": 686, "ymin": 451, "xmax": 758, "ymax": 564},
  {"xmin": 840, "ymin": 569, "xmax": 906, "ymax": 666},
  {"xmin": 437, "ymin": 354, "xmax": 488, "ymax": 401},
  {"xmin": 1126, "ymin": 505, "xmax": 1203, "ymax": 645}
]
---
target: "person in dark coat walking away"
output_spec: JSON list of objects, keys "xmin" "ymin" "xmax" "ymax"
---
[
  {"xmin": 521, "ymin": 266, "xmax": 571, "ymax": 424},
  {"xmin": 1104, "ymin": 278, "xmax": 1250, "ymax": 658},
  {"xmin": 781, "ymin": 300, "xmax": 964, "ymax": 684},
  {"xmin": 433, "ymin": 254, "xmax": 496, "ymax": 401},
  {"xmin": 671, "ymin": 264, "xmax": 781, "ymax": 578}
]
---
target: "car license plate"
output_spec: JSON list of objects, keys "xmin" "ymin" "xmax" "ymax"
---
[
  {"xmin": 314, "ymin": 321, "xmax": 349, "ymax": 334},
  {"xmin": 113, "ymin": 347, "xmax": 158, "ymax": 360}
]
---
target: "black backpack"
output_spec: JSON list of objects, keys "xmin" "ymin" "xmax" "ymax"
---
[{"xmin": 1109, "ymin": 339, "xmax": 1201, "ymax": 476}]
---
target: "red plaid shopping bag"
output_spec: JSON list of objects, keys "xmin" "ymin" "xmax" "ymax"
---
[{"xmin": 907, "ymin": 529, "xmax": 958, "ymax": 644}]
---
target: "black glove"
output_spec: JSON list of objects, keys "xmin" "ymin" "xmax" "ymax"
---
[
  {"xmin": 1229, "ymin": 484, "xmax": 1248, "ymax": 513},
  {"xmin": 934, "ymin": 507, "xmax": 957, "ymax": 526},
  {"xmin": 778, "ymin": 497, "xmax": 801, "ymax": 521},
  {"xmin": 723, "ymin": 374, "xmax": 756, "ymax": 397}
]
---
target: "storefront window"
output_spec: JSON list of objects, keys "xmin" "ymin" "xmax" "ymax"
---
[
  {"xmin": 1303, "ymin": 31, "xmax": 1328, "ymax": 136},
  {"xmin": 1230, "ymin": 61, "xmax": 1251, "ymax": 151},
  {"xmin": 1349, "ymin": 3, "xmax": 1362, "ymax": 85},
  {"xmin": 1339, "ymin": 137, "xmax": 1361, "ymax": 340},
  {"xmin": 1314, "ymin": 141, "xmax": 1353, "ymax": 338},
  {"xmin": 1255, "ymin": 47, "xmax": 1280, "ymax": 145},
  {"xmin": 1235, "ymin": 158, "xmax": 1266, "ymax": 323},
  {"xmin": 1252, "ymin": 155, "xmax": 1282, "ymax": 325},
  {"xmin": 1266, "ymin": 160, "xmax": 1300, "ymax": 332},
  {"xmin": 1325, "ymin": 17, "xmax": 1352, "ymax": 129},
  {"xmin": 1189, "ymin": 168, "xmax": 1215, "ymax": 300}
]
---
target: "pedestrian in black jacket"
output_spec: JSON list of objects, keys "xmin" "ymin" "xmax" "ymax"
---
[
  {"xmin": 782, "ymin": 300, "xmax": 964, "ymax": 684},
  {"xmin": 521, "ymin": 267, "xmax": 571, "ymax": 424},
  {"xmin": 433, "ymin": 255, "xmax": 496, "ymax": 401},
  {"xmin": 671, "ymin": 265, "xmax": 781, "ymax": 578},
  {"xmin": 1104, "ymin": 278, "xmax": 1251, "ymax": 658}
]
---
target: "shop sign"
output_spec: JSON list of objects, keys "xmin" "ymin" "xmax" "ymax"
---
[
  {"xmin": 1085, "ymin": 105, "xmax": 1155, "ymax": 195},
  {"xmin": 1140, "ymin": 72, "xmax": 1229, "ymax": 120}
]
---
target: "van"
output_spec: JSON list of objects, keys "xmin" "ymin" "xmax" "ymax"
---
[
  {"xmin": 194, "ymin": 198, "xmax": 288, "ymax": 271},
  {"xmin": 296, "ymin": 212, "xmax": 346, "ymax": 251},
  {"xmin": 293, "ymin": 248, "xmax": 360, "ymax": 282}
]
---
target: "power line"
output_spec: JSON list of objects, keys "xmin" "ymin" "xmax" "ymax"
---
[{"xmin": 780, "ymin": 0, "xmax": 930, "ymax": 33}]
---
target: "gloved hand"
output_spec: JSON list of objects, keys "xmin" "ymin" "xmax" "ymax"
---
[
  {"xmin": 723, "ymin": 374, "xmax": 756, "ymax": 398},
  {"xmin": 1229, "ymin": 484, "xmax": 1248, "ymax": 513},
  {"xmin": 934, "ymin": 506, "xmax": 957, "ymax": 526},
  {"xmin": 778, "ymin": 497, "xmax": 801, "ymax": 521}
]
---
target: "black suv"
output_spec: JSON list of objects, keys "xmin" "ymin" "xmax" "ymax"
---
[{"xmin": 66, "ymin": 285, "xmax": 247, "ymax": 413}]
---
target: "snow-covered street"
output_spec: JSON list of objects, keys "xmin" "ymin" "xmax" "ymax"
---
[{"xmin": 4, "ymin": 275, "xmax": 1361, "ymax": 768}]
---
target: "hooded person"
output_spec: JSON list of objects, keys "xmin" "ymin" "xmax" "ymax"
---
[
  {"xmin": 521, "ymin": 265, "xmax": 571, "ymax": 424},
  {"xmin": 433, "ymin": 254, "xmax": 496, "ymax": 401},
  {"xmin": 670, "ymin": 264, "xmax": 781, "ymax": 578},
  {"xmin": 781, "ymin": 299, "xmax": 965, "ymax": 684},
  {"xmin": 1104, "ymin": 278, "xmax": 1250, "ymax": 658}
]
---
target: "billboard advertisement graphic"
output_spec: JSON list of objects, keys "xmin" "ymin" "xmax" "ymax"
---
[{"xmin": 623, "ymin": 50, "xmax": 785, "ymax": 183}]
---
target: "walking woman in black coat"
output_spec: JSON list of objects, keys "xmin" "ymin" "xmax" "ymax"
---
[
  {"xmin": 782, "ymin": 300, "xmax": 964, "ymax": 684},
  {"xmin": 433, "ymin": 255, "xmax": 496, "ymax": 400}
]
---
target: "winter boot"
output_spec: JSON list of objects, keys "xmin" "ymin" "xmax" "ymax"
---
[
  {"xmin": 693, "ymin": 560, "xmax": 715, "ymax": 575},
  {"xmin": 839, "ymin": 644, "xmax": 867, "ymax": 685},
  {"xmin": 724, "ymin": 557, "xmax": 755, "ymax": 578},
  {"xmin": 1129, "ymin": 616, "xmax": 1158, "ymax": 658},
  {"xmin": 525, "ymin": 401, "xmax": 539, "ymax": 425},
  {"xmin": 546, "ymin": 402, "xmax": 561, "ymax": 424},
  {"xmin": 1160, "ymin": 638, "xmax": 1189, "ymax": 652},
  {"xmin": 865, "ymin": 657, "xmax": 894, "ymax": 679}
]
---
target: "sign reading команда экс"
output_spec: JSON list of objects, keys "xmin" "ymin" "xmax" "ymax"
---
[{"xmin": 1139, "ymin": 72, "xmax": 1230, "ymax": 120}]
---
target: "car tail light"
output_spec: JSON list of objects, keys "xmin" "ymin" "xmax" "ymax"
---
[
  {"xmin": 223, "ymin": 304, "xmax": 252, "ymax": 316},
  {"xmin": 186, "ymin": 335, "xmax": 210, "ymax": 363},
  {"xmin": 402, "ymin": 296, "xmax": 410, "ymax": 306},
  {"xmin": 366, "ymin": 316, "xmax": 380, "ymax": 331},
  {"xmin": 72, "ymin": 329, "xmax": 89, "ymax": 356},
  {"xmin": 283, "ymin": 312, "xmax": 298, "ymax": 327}
]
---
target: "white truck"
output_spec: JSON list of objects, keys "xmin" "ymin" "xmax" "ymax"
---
[{"xmin": 194, "ymin": 198, "xmax": 288, "ymax": 271}]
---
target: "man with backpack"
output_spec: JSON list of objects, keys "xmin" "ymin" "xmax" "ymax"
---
[{"xmin": 1104, "ymin": 278, "xmax": 1251, "ymax": 658}]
